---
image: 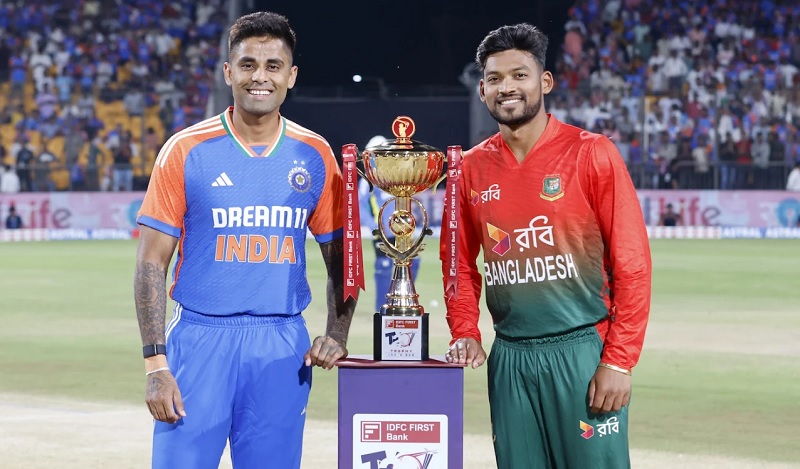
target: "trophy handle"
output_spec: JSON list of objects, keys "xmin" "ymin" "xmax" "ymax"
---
[
  {"xmin": 430, "ymin": 173, "xmax": 447, "ymax": 193},
  {"xmin": 374, "ymin": 197, "xmax": 431, "ymax": 262},
  {"xmin": 353, "ymin": 150, "xmax": 374, "ymax": 193}
]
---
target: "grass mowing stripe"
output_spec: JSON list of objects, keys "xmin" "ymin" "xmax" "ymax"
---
[{"xmin": 1, "ymin": 239, "xmax": 798, "ymax": 463}]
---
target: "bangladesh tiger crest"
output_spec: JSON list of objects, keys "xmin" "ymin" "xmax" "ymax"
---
[{"xmin": 540, "ymin": 175, "xmax": 564, "ymax": 201}]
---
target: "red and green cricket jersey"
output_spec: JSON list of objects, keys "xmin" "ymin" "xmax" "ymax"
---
[{"xmin": 441, "ymin": 116, "xmax": 652, "ymax": 370}]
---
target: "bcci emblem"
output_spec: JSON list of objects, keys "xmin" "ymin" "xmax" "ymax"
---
[
  {"xmin": 288, "ymin": 166, "xmax": 311, "ymax": 193},
  {"xmin": 540, "ymin": 174, "xmax": 564, "ymax": 201}
]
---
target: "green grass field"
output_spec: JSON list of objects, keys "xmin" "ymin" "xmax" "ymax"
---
[{"xmin": 1, "ymin": 239, "xmax": 799, "ymax": 463}]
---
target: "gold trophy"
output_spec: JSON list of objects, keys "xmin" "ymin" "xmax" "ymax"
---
[{"xmin": 359, "ymin": 116, "xmax": 445, "ymax": 361}]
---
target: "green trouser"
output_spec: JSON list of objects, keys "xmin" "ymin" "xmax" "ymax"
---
[{"xmin": 488, "ymin": 327, "xmax": 630, "ymax": 469}]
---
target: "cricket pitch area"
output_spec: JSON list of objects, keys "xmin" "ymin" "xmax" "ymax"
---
[{"xmin": 1, "ymin": 239, "xmax": 798, "ymax": 468}]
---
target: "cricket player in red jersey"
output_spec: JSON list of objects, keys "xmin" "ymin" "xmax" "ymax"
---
[{"xmin": 440, "ymin": 23, "xmax": 652, "ymax": 468}]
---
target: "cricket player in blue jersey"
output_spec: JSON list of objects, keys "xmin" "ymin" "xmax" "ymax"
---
[{"xmin": 133, "ymin": 11, "xmax": 356, "ymax": 469}]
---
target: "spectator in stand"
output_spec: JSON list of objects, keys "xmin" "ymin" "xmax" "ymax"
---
[
  {"xmin": 736, "ymin": 136, "xmax": 754, "ymax": 189},
  {"xmin": 14, "ymin": 141, "xmax": 34, "ymax": 192},
  {"xmin": 144, "ymin": 127, "xmax": 160, "ymax": 167},
  {"xmin": 751, "ymin": 132, "xmax": 771, "ymax": 189},
  {"xmin": 691, "ymin": 134, "xmax": 711, "ymax": 188},
  {"xmin": 786, "ymin": 160, "xmax": 800, "ymax": 192},
  {"xmin": 85, "ymin": 135, "xmax": 105, "ymax": 192},
  {"xmin": 112, "ymin": 132, "xmax": 134, "ymax": 192},
  {"xmin": 39, "ymin": 114, "xmax": 64, "ymax": 139},
  {"xmin": 719, "ymin": 133, "xmax": 738, "ymax": 190},
  {"xmin": 9, "ymin": 49, "xmax": 27, "ymax": 104},
  {"xmin": 55, "ymin": 71, "xmax": 74, "ymax": 107},
  {"xmin": 674, "ymin": 139, "xmax": 694, "ymax": 189},
  {"xmin": 768, "ymin": 131, "xmax": 787, "ymax": 188},
  {"xmin": 16, "ymin": 111, "xmax": 40, "ymax": 133},
  {"xmin": 0, "ymin": 164, "xmax": 21, "ymax": 193},
  {"xmin": 658, "ymin": 159, "xmax": 680, "ymax": 190},
  {"xmin": 83, "ymin": 109, "xmax": 106, "ymax": 141},
  {"xmin": 64, "ymin": 122, "xmax": 86, "ymax": 166},
  {"xmin": 34, "ymin": 140, "xmax": 57, "ymax": 192},
  {"xmin": 36, "ymin": 84, "xmax": 59, "ymax": 121},
  {"xmin": 663, "ymin": 48, "xmax": 689, "ymax": 96}
]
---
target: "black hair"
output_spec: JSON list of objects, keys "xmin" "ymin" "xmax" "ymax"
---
[
  {"xmin": 476, "ymin": 23, "xmax": 548, "ymax": 72},
  {"xmin": 228, "ymin": 11, "xmax": 296, "ymax": 59}
]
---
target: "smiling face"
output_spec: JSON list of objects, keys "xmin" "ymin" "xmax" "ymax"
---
[
  {"xmin": 223, "ymin": 36, "xmax": 297, "ymax": 119},
  {"xmin": 479, "ymin": 49, "xmax": 553, "ymax": 128}
]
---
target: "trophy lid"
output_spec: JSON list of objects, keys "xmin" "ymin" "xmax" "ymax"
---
[{"xmin": 365, "ymin": 116, "xmax": 442, "ymax": 154}]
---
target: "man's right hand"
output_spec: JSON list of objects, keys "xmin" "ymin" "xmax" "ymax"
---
[
  {"xmin": 445, "ymin": 338, "xmax": 487, "ymax": 369},
  {"xmin": 145, "ymin": 370, "xmax": 186, "ymax": 424}
]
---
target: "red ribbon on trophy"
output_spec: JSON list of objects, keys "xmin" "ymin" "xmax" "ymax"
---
[
  {"xmin": 342, "ymin": 144, "xmax": 364, "ymax": 301},
  {"xmin": 444, "ymin": 145, "xmax": 462, "ymax": 301}
]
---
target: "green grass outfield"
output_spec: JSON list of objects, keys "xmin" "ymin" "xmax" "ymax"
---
[{"xmin": 1, "ymin": 239, "xmax": 798, "ymax": 463}]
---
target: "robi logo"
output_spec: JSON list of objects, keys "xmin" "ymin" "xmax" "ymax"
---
[
  {"xmin": 579, "ymin": 421, "xmax": 594, "ymax": 440},
  {"xmin": 486, "ymin": 223, "xmax": 510, "ymax": 256}
]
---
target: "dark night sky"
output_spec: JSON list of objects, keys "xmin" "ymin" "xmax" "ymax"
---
[{"xmin": 251, "ymin": 1, "xmax": 574, "ymax": 87}]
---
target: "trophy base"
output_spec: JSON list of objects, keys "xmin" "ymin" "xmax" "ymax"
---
[{"xmin": 373, "ymin": 313, "xmax": 429, "ymax": 361}]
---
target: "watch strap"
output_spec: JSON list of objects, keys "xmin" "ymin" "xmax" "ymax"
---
[{"xmin": 142, "ymin": 344, "xmax": 167, "ymax": 358}]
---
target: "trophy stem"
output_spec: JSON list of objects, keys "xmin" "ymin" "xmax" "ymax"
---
[
  {"xmin": 379, "ymin": 262, "xmax": 424, "ymax": 316},
  {"xmin": 394, "ymin": 196, "xmax": 412, "ymax": 253}
]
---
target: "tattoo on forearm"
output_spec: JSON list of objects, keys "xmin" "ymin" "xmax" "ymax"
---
[
  {"xmin": 320, "ymin": 238, "xmax": 356, "ymax": 346},
  {"xmin": 135, "ymin": 261, "xmax": 168, "ymax": 345}
]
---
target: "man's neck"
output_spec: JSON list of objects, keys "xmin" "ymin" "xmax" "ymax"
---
[
  {"xmin": 231, "ymin": 108, "xmax": 281, "ymax": 144},
  {"xmin": 499, "ymin": 113, "xmax": 550, "ymax": 163}
]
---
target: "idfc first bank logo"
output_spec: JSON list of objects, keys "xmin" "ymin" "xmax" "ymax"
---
[{"xmin": 354, "ymin": 414, "xmax": 447, "ymax": 469}]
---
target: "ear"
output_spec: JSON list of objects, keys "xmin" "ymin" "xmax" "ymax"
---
[
  {"xmin": 223, "ymin": 62, "xmax": 232, "ymax": 86},
  {"xmin": 541, "ymin": 70, "xmax": 554, "ymax": 95},
  {"xmin": 479, "ymin": 79, "xmax": 486, "ymax": 103},
  {"xmin": 288, "ymin": 65, "xmax": 298, "ymax": 90}
]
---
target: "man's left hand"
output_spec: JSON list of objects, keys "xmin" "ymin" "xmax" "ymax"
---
[
  {"xmin": 588, "ymin": 365, "xmax": 631, "ymax": 414},
  {"xmin": 304, "ymin": 335, "xmax": 348, "ymax": 370}
]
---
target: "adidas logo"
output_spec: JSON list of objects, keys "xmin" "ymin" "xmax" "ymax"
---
[{"xmin": 211, "ymin": 172, "xmax": 234, "ymax": 187}]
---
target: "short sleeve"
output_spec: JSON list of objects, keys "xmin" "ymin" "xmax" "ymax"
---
[{"xmin": 136, "ymin": 139, "xmax": 187, "ymax": 238}]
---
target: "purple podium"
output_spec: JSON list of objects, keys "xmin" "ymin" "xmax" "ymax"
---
[{"xmin": 337, "ymin": 355, "xmax": 466, "ymax": 469}]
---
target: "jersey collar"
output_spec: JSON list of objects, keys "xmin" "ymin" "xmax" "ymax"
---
[{"xmin": 220, "ymin": 106, "xmax": 286, "ymax": 158}]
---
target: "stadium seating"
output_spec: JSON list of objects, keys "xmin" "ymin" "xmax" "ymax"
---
[
  {"xmin": 1, "ymin": 1, "xmax": 798, "ymax": 192},
  {"xmin": 0, "ymin": 0, "xmax": 225, "ymax": 191},
  {"xmin": 551, "ymin": 0, "xmax": 800, "ymax": 190}
]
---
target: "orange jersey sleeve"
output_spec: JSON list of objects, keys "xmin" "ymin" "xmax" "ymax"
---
[
  {"xmin": 286, "ymin": 123, "xmax": 343, "ymax": 241},
  {"xmin": 136, "ymin": 130, "xmax": 192, "ymax": 237}
]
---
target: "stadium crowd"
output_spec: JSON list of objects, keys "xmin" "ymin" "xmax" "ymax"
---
[
  {"xmin": 0, "ymin": 0, "xmax": 224, "ymax": 192},
  {"xmin": 549, "ymin": 0, "xmax": 800, "ymax": 190},
  {"xmin": 1, "ymin": 0, "xmax": 799, "ymax": 192}
]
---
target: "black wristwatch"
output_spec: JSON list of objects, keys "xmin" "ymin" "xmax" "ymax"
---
[{"xmin": 142, "ymin": 344, "xmax": 167, "ymax": 358}]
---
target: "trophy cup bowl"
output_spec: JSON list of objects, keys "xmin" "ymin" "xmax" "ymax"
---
[
  {"xmin": 359, "ymin": 116, "xmax": 445, "ymax": 361},
  {"xmin": 363, "ymin": 148, "xmax": 445, "ymax": 197}
]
